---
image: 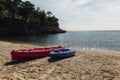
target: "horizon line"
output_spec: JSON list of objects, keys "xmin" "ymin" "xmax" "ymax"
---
[{"xmin": 66, "ymin": 30, "xmax": 120, "ymax": 31}]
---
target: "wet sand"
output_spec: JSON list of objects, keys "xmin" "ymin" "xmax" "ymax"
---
[{"xmin": 0, "ymin": 41, "xmax": 120, "ymax": 80}]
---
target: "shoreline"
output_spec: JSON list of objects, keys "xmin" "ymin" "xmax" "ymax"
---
[{"xmin": 0, "ymin": 41, "xmax": 120, "ymax": 80}]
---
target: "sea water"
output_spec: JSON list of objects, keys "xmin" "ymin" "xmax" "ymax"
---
[{"xmin": 1, "ymin": 31, "xmax": 120, "ymax": 52}]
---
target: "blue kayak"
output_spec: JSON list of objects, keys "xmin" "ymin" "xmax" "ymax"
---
[{"xmin": 50, "ymin": 48, "xmax": 75, "ymax": 58}]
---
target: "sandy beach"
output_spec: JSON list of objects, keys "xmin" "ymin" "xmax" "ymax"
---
[{"xmin": 0, "ymin": 41, "xmax": 120, "ymax": 80}]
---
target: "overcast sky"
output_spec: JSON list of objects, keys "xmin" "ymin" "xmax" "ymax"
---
[{"xmin": 22, "ymin": 0, "xmax": 120, "ymax": 31}]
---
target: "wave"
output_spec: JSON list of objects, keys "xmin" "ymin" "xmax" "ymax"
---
[{"xmin": 67, "ymin": 46, "xmax": 120, "ymax": 54}]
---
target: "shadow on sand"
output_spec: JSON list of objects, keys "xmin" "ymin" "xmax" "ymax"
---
[
  {"xmin": 5, "ymin": 55, "xmax": 75, "ymax": 65},
  {"xmin": 5, "ymin": 57, "xmax": 45, "ymax": 66},
  {"xmin": 48, "ymin": 55, "xmax": 75, "ymax": 63}
]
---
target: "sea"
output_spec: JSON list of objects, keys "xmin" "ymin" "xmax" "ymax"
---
[{"xmin": 1, "ymin": 31, "xmax": 120, "ymax": 53}]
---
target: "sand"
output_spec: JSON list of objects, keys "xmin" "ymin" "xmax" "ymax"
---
[{"xmin": 0, "ymin": 41, "xmax": 120, "ymax": 80}]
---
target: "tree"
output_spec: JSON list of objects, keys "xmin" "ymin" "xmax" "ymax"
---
[
  {"xmin": 18, "ymin": 1, "xmax": 35, "ymax": 21},
  {"xmin": 9, "ymin": 0, "xmax": 22, "ymax": 20},
  {"xmin": 39, "ymin": 10, "xmax": 47, "ymax": 26},
  {"xmin": 47, "ymin": 11, "xmax": 52, "ymax": 17},
  {"xmin": 0, "ymin": 0, "xmax": 11, "ymax": 18}
]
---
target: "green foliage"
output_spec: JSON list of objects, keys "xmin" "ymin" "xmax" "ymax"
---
[
  {"xmin": 0, "ymin": 0, "xmax": 65, "ymax": 36},
  {"xmin": 18, "ymin": 1, "xmax": 35, "ymax": 20}
]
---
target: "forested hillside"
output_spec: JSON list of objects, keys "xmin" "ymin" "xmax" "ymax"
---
[{"xmin": 0, "ymin": 0, "xmax": 66, "ymax": 36}]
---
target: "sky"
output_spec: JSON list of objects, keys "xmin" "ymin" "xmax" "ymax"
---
[{"xmin": 22, "ymin": 0, "xmax": 120, "ymax": 31}]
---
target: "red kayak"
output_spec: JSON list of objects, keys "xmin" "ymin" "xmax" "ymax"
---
[{"xmin": 11, "ymin": 46, "xmax": 64, "ymax": 60}]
